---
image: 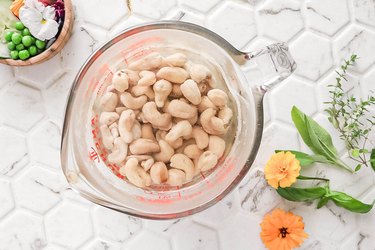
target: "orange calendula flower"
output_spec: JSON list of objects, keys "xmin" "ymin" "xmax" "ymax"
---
[
  {"xmin": 10, "ymin": 0, "xmax": 25, "ymax": 18},
  {"xmin": 260, "ymin": 208, "xmax": 308, "ymax": 250},
  {"xmin": 265, "ymin": 151, "xmax": 300, "ymax": 189}
]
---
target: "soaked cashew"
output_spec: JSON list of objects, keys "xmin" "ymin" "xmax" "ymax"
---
[
  {"xmin": 155, "ymin": 130, "xmax": 167, "ymax": 141},
  {"xmin": 120, "ymin": 158, "xmax": 150, "ymax": 188},
  {"xmin": 109, "ymin": 123, "xmax": 119, "ymax": 138},
  {"xmin": 120, "ymin": 92, "xmax": 147, "ymax": 110},
  {"xmin": 184, "ymin": 144, "xmax": 203, "ymax": 160},
  {"xmin": 141, "ymin": 158, "xmax": 154, "ymax": 172},
  {"xmin": 165, "ymin": 120, "xmax": 193, "ymax": 144},
  {"xmin": 108, "ymin": 138, "xmax": 128, "ymax": 163},
  {"xmin": 200, "ymin": 108, "xmax": 226, "ymax": 135},
  {"xmin": 100, "ymin": 124, "xmax": 114, "ymax": 150},
  {"xmin": 208, "ymin": 136, "xmax": 226, "ymax": 158},
  {"xmin": 218, "ymin": 106, "xmax": 233, "ymax": 125},
  {"xmin": 141, "ymin": 124, "xmax": 156, "ymax": 140},
  {"xmin": 128, "ymin": 52, "xmax": 163, "ymax": 71},
  {"xmin": 142, "ymin": 102, "xmax": 172, "ymax": 130},
  {"xmin": 129, "ymin": 138, "xmax": 160, "ymax": 155},
  {"xmin": 131, "ymin": 85, "xmax": 152, "ymax": 97},
  {"xmin": 137, "ymin": 112, "xmax": 149, "ymax": 124},
  {"xmin": 100, "ymin": 92, "xmax": 118, "ymax": 112},
  {"xmin": 162, "ymin": 100, "xmax": 171, "ymax": 113},
  {"xmin": 171, "ymin": 84, "xmax": 183, "ymax": 98},
  {"xmin": 169, "ymin": 137, "xmax": 184, "ymax": 149},
  {"xmin": 123, "ymin": 69, "xmax": 140, "ymax": 85},
  {"xmin": 192, "ymin": 126, "xmax": 209, "ymax": 149},
  {"xmin": 207, "ymin": 89, "xmax": 228, "ymax": 106},
  {"xmin": 189, "ymin": 64, "xmax": 211, "ymax": 83},
  {"xmin": 163, "ymin": 53, "xmax": 187, "ymax": 67},
  {"xmin": 156, "ymin": 67, "xmax": 189, "ymax": 84},
  {"xmin": 115, "ymin": 107, "xmax": 127, "ymax": 115},
  {"xmin": 198, "ymin": 96, "xmax": 217, "ymax": 113},
  {"xmin": 154, "ymin": 140, "xmax": 174, "ymax": 163},
  {"xmin": 170, "ymin": 154, "xmax": 195, "ymax": 181},
  {"xmin": 132, "ymin": 121, "xmax": 142, "ymax": 141},
  {"xmin": 118, "ymin": 109, "xmax": 136, "ymax": 143},
  {"xmin": 150, "ymin": 162, "xmax": 169, "ymax": 184},
  {"xmin": 167, "ymin": 99, "xmax": 197, "ymax": 119},
  {"xmin": 138, "ymin": 71, "xmax": 156, "ymax": 86},
  {"xmin": 197, "ymin": 151, "xmax": 218, "ymax": 171},
  {"xmin": 180, "ymin": 79, "xmax": 201, "ymax": 105},
  {"xmin": 197, "ymin": 83, "xmax": 207, "ymax": 94},
  {"xmin": 153, "ymin": 80, "xmax": 172, "ymax": 108},
  {"xmin": 138, "ymin": 167, "xmax": 152, "ymax": 187},
  {"xmin": 99, "ymin": 51, "xmax": 233, "ymax": 187},
  {"xmin": 126, "ymin": 154, "xmax": 152, "ymax": 162},
  {"xmin": 112, "ymin": 70, "xmax": 129, "ymax": 92},
  {"xmin": 167, "ymin": 169, "xmax": 186, "ymax": 186},
  {"xmin": 99, "ymin": 112, "xmax": 119, "ymax": 125}
]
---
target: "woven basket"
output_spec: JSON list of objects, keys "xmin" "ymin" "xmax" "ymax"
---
[{"xmin": 0, "ymin": 0, "xmax": 73, "ymax": 66}]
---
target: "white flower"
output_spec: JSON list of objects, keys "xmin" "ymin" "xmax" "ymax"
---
[{"xmin": 19, "ymin": 0, "xmax": 59, "ymax": 41}]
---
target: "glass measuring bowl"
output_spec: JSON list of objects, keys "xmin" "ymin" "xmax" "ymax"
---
[{"xmin": 61, "ymin": 21, "xmax": 296, "ymax": 219}]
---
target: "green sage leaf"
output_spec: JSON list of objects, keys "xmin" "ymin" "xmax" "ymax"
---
[
  {"xmin": 305, "ymin": 115, "xmax": 337, "ymax": 155},
  {"xmin": 277, "ymin": 186, "xmax": 327, "ymax": 202},
  {"xmin": 328, "ymin": 191, "xmax": 374, "ymax": 214},
  {"xmin": 274, "ymin": 150, "xmax": 336, "ymax": 167},
  {"xmin": 275, "ymin": 150, "xmax": 315, "ymax": 166},
  {"xmin": 291, "ymin": 106, "xmax": 316, "ymax": 152},
  {"xmin": 317, "ymin": 197, "xmax": 330, "ymax": 209}
]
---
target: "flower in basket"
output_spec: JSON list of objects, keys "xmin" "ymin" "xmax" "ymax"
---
[{"xmin": 19, "ymin": 0, "xmax": 59, "ymax": 40}]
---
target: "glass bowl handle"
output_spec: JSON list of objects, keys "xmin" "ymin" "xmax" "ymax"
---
[
  {"xmin": 240, "ymin": 43, "xmax": 296, "ymax": 170},
  {"xmin": 245, "ymin": 43, "xmax": 296, "ymax": 93}
]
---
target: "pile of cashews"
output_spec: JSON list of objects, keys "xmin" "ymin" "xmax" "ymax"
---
[{"xmin": 98, "ymin": 52, "xmax": 233, "ymax": 188}]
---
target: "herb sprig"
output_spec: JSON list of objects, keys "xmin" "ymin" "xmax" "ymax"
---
[{"xmin": 325, "ymin": 54, "xmax": 375, "ymax": 171}]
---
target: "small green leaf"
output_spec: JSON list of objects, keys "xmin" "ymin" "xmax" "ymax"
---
[
  {"xmin": 355, "ymin": 164, "xmax": 362, "ymax": 172},
  {"xmin": 275, "ymin": 150, "xmax": 337, "ymax": 167},
  {"xmin": 277, "ymin": 186, "xmax": 327, "ymax": 202},
  {"xmin": 328, "ymin": 191, "xmax": 374, "ymax": 213},
  {"xmin": 371, "ymin": 149, "xmax": 375, "ymax": 171},
  {"xmin": 275, "ymin": 150, "xmax": 315, "ymax": 166},
  {"xmin": 352, "ymin": 149, "xmax": 360, "ymax": 158},
  {"xmin": 291, "ymin": 106, "xmax": 316, "ymax": 151},
  {"xmin": 305, "ymin": 119, "xmax": 337, "ymax": 158},
  {"xmin": 317, "ymin": 197, "xmax": 330, "ymax": 209}
]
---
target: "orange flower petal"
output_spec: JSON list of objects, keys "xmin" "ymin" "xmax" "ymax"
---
[
  {"xmin": 260, "ymin": 208, "xmax": 308, "ymax": 250},
  {"xmin": 264, "ymin": 151, "xmax": 301, "ymax": 188}
]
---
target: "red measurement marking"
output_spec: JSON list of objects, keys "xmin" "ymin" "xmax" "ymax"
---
[{"xmin": 89, "ymin": 147, "xmax": 100, "ymax": 163}]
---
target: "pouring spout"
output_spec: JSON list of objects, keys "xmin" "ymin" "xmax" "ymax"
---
[{"xmin": 243, "ymin": 43, "xmax": 297, "ymax": 92}]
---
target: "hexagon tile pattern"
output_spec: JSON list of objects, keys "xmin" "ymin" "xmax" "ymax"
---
[{"xmin": 0, "ymin": 0, "xmax": 374, "ymax": 250}]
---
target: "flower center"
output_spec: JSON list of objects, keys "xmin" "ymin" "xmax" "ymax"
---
[
  {"xmin": 41, "ymin": 19, "xmax": 47, "ymax": 24},
  {"xmin": 279, "ymin": 227, "xmax": 289, "ymax": 238}
]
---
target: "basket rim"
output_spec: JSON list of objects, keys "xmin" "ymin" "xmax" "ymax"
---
[{"xmin": 0, "ymin": 0, "xmax": 73, "ymax": 67}]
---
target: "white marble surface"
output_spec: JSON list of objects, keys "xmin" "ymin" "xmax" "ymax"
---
[{"xmin": 0, "ymin": 0, "xmax": 375, "ymax": 249}]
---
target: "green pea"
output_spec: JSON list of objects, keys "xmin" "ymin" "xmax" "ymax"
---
[
  {"xmin": 35, "ymin": 39, "xmax": 46, "ymax": 49},
  {"xmin": 37, "ymin": 48, "xmax": 44, "ymax": 54},
  {"xmin": 18, "ymin": 50, "xmax": 30, "ymax": 60},
  {"xmin": 28, "ymin": 46, "xmax": 37, "ymax": 56},
  {"xmin": 7, "ymin": 42, "xmax": 16, "ymax": 50},
  {"xmin": 10, "ymin": 50, "xmax": 19, "ymax": 60},
  {"xmin": 22, "ymin": 28, "xmax": 31, "ymax": 36},
  {"xmin": 15, "ymin": 22, "xmax": 25, "ymax": 31},
  {"xmin": 4, "ymin": 31, "xmax": 14, "ymax": 42},
  {"xmin": 30, "ymin": 37, "xmax": 36, "ymax": 45},
  {"xmin": 11, "ymin": 33, "xmax": 22, "ymax": 45},
  {"xmin": 22, "ymin": 36, "xmax": 33, "ymax": 47},
  {"xmin": 16, "ymin": 44, "xmax": 25, "ymax": 51}
]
